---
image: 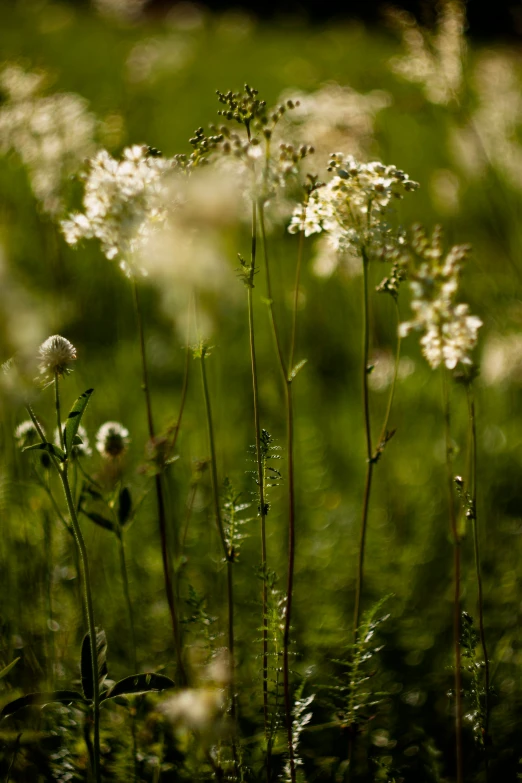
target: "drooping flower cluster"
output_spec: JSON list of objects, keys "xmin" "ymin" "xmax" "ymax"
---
[
  {"xmin": 38, "ymin": 335, "xmax": 77, "ymax": 383},
  {"xmin": 387, "ymin": 1, "xmax": 466, "ymax": 106},
  {"xmin": 0, "ymin": 65, "xmax": 96, "ymax": 216},
  {"xmin": 288, "ymin": 154, "xmax": 418, "ymax": 261},
  {"xmin": 61, "ymin": 145, "xmax": 176, "ymax": 273},
  {"xmin": 399, "ymin": 226, "xmax": 482, "ymax": 369},
  {"xmin": 96, "ymin": 421, "xmax": 130, "ymax": 459}
]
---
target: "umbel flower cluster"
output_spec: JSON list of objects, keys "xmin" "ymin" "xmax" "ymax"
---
[
  {"xmin": 61, "ymin": 145, "xmax": 176, "ymax": 273},
  {"xmin": 399, "ymin": 225, "xmax": 482, "ymax": 369},
  {"xmin": 289, "ymin": 153, "xmax": 418, "ymax": 259},
  {"xmin": 0, "ymin": 65, "xmax": 96, "ymax": 216}
]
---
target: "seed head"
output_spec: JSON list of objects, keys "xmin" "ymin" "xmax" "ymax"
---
[
  {"xmin": 96, "ymin": 421, "xmax": 130, "ymax": 459},
  {"xmin": 38, "ymin": 335, "xmax": 77, "ymax": 382}
]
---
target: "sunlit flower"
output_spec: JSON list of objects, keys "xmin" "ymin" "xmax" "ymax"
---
[
  {"xmin": 289, "ymin": 154, "xmax": 418, "ymax": 262},
  {"xmin": 96, "ymin": 421, "xmax": 130, "ymax": 458},
  {"xmin": 38, "ymin": 335, "xmax": 77, "ymax": 382},
  {"xmin": 160, "ymin": 687, "xmax": 225, "ymax": 733},
  {"xmin": 0, "ymin": 65, "xmax": 96, "ymax": 216},
  {"xmin": 15, "ymin": 420, "xmax": 44, "ymax": 449},
  {"xmin": 399, "ymin": 226, "xmax": 482, "ymax": 369},
  {"xmin": 61, "ymin": 145, "xmax": 176, "ymax": 274}
]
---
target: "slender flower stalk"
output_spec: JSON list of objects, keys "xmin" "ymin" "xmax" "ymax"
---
[
  {"xmin": 25, "ymin": 402, "xmax": 101, "ymax": 783},
  {"xmin": 442, "ymin": 370, "xmax": 463, "ymax": 783},
  {"xmin": 466, "ymin": 384, "xmax": 490, "ymax": 754},
  {"xmin": 198, "ymin": 346, "xmax": 239, "ymax": 775},
  {"xmin": 259, "ymin": 202, "xmax": 297, "ymax": 783},
  {"xmin": 131, "ymin": 277, "xmax": 186, "ymax": 685},
  {"xmin": 118, "ymin": 530, "xmax": 137, "ymax": 672}
]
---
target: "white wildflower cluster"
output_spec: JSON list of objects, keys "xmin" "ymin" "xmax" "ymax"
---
[
  {"xmin": 96, "ymin": 422, "xmax": 130, "ymax": 459},
  {"xmin": 399, "ymin": 226, "xmax": 482, "ymax": 370},
  {"xmin": 0, "ymin": 65, "xmax": 96, "ymax": 216},
  {"xmin": 277, "ymin": 83, "xmax": 391, "ymax": 168},
  {"xmin": 61, "ymin": 145, "xmax": 176, "ymax": 273},
  {"xmin": 288, "ymin": 154, "xmax": 418, "ymax": 262},
  {"xmin": 38, "ymin": 335, "xmax": 77, "ymax": 383},
  {"xmin": 388, "ymin": 1, "xmax": 466, "ymax": 105}
]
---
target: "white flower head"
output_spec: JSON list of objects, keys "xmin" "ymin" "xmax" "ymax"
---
[
  {"xmin": 61, "ymin": 145, "xmax": 176, "ymax": 272},
  {"xmin": 38, "ymin": 335, "xmax": 77, "ymax": 383},
  {"xmin": 160, "ymin": 687, "xmax": 225, "ymax": 733},
  {"xmin": 289, "ymin": 154, "xmax": 419, "ymax": 262},
  {"xmin": 96, "ymin": 421, "xmax": 130, "ymax": 459},
  {"xmin": 15, "ymin": 420, "xmax": 45, "ymax": 449},
  {"xmin": 399, "ymin": 226, "xmax": 482, "ymax": 369}
]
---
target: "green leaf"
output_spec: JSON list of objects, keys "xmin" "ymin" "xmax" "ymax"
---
[
  {"xmin": 289, "ymin": 359, "xmax": 308, "ymax": 381},
  {"xmin": 64, "ymin": 389, "xmax": 94, "ymax": 458},
  {"xmin": 118, "ymin": 487, "xmax": 132, "ymax": 526},
  {"xmin": 1, "ymin": 691, "xmax": 86, "ymax": 719},
  {"xmin": 83, "ymin": 511, "xmax": 115, "ymax": 533},
  {"xmin": 101, "ymin": 673, "xmax": 175, "ymax": 702},
  {"xmin": 23, "ymin": 442, "xmax": 66, "ymax": 461},
  {"xmin": 81, "ymin": 629, "xmax": 108, "ymax": 701},
  {"xmin": 0, "ymin": 658, "xmax": 20, "ymax": 680}
]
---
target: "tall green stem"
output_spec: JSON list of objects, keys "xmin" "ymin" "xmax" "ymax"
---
[
  {"xmin": 259, "ymin": 203, "xmax": 296, "ymax": 783},
  {"xmin": 55, "ymin": 370, "xmax": 64, "ymax": 449},
  {"xmin": 442, "ymin": 370, "xmax": 463, "ymax": 783},
  {"xmin": 118, "ymin": 532, "xmax": 137, "ymax": 672},
  {"xmin": 467, "ymin": 386, "xmax": 490, "ymax": 759},
  {"xmin": 353, "ymin": 251, "xmax": 374, "ymax": 637},
  {"xmin": 246, "ymin": 198, "xmax": 270, "ymax": 750},
  {"xmin": 26, "ymin": 404, "xmax": 101, "ymax": 783},
  {"xmin": 131, "ymin": 278, "xmax": 186, "ymax": 685},
  {"xmin": 199, "ymin": 355, "xmax": 236, "ymax": 716}
]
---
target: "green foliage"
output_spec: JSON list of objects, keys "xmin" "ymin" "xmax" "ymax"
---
[
  {"xmin": 460, "ymin": 611, "xmax": 487, "ymax": 747},
  {"xmin": 221, "ymin": 477, "xmax": 252, "ymax": 558},
  {"xmin": 64, "ymin": 388, "xmax": 94, "ymax": 459},
  {"xmin": 81, "ymin": 629, "xmax": 108, "ymax": 701}
]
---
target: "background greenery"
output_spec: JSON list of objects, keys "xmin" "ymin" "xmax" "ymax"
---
[{"xmin": 1, "ymin": 1, "xmax": 522, "ymax": 780}]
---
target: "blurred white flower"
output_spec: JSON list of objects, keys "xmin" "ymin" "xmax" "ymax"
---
[
  {"xmin": 93, "ymin": 0, "xmax": 150, "ymax": 21},
  {"xmin": 126, "ymin": 34, "xmax": 195, "ymax": 84},
  {"xmin": 277, "ymin": 83, "xmax": 391, "ymax": 168},
  {"xmin": 0, "ymin": 65, "xmax": 97, "ymax": 216},
  {"xmin": 399, "ymin": 227, "xmax": 482, "ymax": 369},
  {"xmin": 15, "ymin": 420, "xmax": 45, "ymax": 449},
  {"xmin": 368, "ymin": 351, "xmax": 415, "ymax": 391},
  {"xmin": 38, "ymin": 335, "xmax": 77, "ymax": 382},
  {"xmin": 160, "ymin": 687, "xmax": 225, "ymax": 733},
  {"xmin": 62, "ymin": 145, "xmax": 177, "ymax": 273},
  {"xmin": 96, "ymin": 421, "xmax": 130, "ymax": 458},
  {"xmin": 482, "ymin": 333, "xmax": 522, "ymax": 386},
  {"xmin": 388, "ymin": 1, "xmax": 466, "ymax": 105}
]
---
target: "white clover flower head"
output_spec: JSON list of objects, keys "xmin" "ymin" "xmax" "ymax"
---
[
  {"xmin": 61, "ymin": 145, "xmax": 176, "ymax": 271},
  {"xmin": 54, "ymin": 424, "xmax": 91, "ymax": 458},
  {"xmin": 15, "ymin": 419, "xmax": 44, "ymax": 449},
  {"xmin": 399, "ymin": 226, "xmax": 482, "ymax": 369},
  {"xmin": 38, "ymin": 335, "xmax": 77, "ymax": 382},
  {"xmin": 96, "ymin": 421, "xmax": 130, "ymax": 459}
]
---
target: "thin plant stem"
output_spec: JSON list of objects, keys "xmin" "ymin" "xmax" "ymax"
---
[
  {"xmin": 131, "ymin": 277, "xmax": 186, "ymax": 685},
  {"xmin": 375, "ymin": 301, "xmax": 402, "ymax": 454},
  {"xmin": 43, "ymin": 509, "xmax": 55, "ymax": 688},
  {"xmin": 442, "ymin": 369, "xmax": 463, "ymax": 783},
  {"xmin": 26, "ymin": 401, "xmax": 102, "ymax": 783},
  {"xmin": 6, "ymin": 733, "xmax": 22, "ymax": 783},
  {"xmin": 353, "ymin": 251, "xmax": 374, "ymax": 638},
  {"xmin": 199, "ymin": 355, "xmax": 237, "ymax": 718},
  {"xmin": 246, "ymin": 197, "xmax": 270, "ymax": 750},
  {"xmin": 259, "ymin": 202, "xmax": 296, "ymax": 783},
  {"xmin": 55, "ymin": 370, "xmax": 64, "ymax": 449},
  {"xmin": 289, "ymin": 229, "xmax": 305, "ymax": 373},
  {"xmin": 467, "ymin": 385, "xmax": 490, "ymax": 756},
  {"xmin": 118, "ymin": 531, "xmax": 137, "ymax": 672}
]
